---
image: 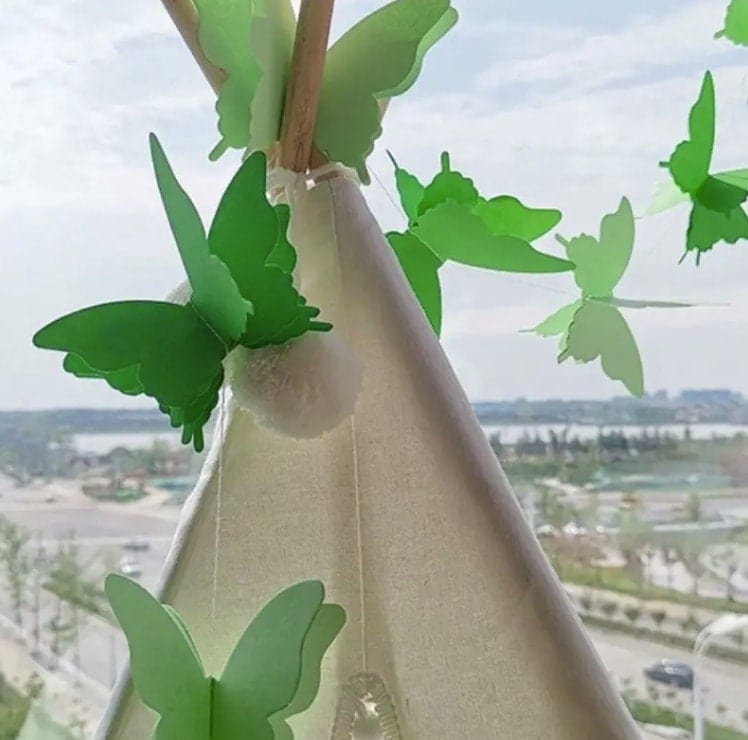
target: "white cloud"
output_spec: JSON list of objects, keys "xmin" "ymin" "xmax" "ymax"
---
[
  {"xmin": 2, "ymin": 0, "xmax": 748, "ymax": 407},
  {"xmin": 477, "ymin": 1, "xmax": 736, "ymax": 96}
]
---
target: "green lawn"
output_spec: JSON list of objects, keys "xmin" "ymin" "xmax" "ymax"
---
[{"xmin": 627, "ymin": 698, "xmax": 748, "ymax": 740}]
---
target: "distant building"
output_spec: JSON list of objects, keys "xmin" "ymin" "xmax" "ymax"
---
[{"xmin": 679, "ymin": 389, "xmax": 743, "ymax": 405}]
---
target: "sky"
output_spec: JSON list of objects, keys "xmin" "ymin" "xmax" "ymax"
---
[{"xmin": 1, "ymin": 0, "xmax": 748, "ymax": 408}]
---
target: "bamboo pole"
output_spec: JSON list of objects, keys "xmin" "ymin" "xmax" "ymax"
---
[
  {"xmin": 278, "ymin": 0, "xmax": 335, "ymax": 172},
  {"xmin": 160, "ymin": 0, "xmax": 226, "ymax": 93}
]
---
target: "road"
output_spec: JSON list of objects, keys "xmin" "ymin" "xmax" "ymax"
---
[
  {"xmin": 589, "ymin": 627, "xmax": 748, "ymax": 731},
  {"xmin": 2, "ymin": 477, "xmax": 748, "ymax": 735}
]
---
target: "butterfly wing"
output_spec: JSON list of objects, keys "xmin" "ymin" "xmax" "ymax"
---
[
  {"xmin": 63, "ymin": 355, "xmax": 143, "ymax": 396},
  {"xmin": 208, "ymin": 152, "xmax": 331, "ymax": 347},
  {"xmin": 212, "ymin": 581, "xmax": 328, "ymax": 739},
  {"xmin": 560, "ymin": 196, "xmax": 634, "ymax": 297},
  {"xmin": 474, "ymin": 196, "xmax": 561, "ymax": 242},
  {"xmin": 686, "ymin": 201, "xmax": 748, "ymax": 256},
  {"xmin": 666, "ymin": 71, "xmax": 714, "ymax": 196},
  {"xmin": 715, "ymin": 167, "xmax": 748, "ymax": 189},
  {"xmin": 193, "ymin": 0, "xmax": 294, "ymax": 158},
  {"xmin": 387, "ymin": 231, "xmax": 443, "ymax": 335},
  {"xmin": 150, "ymin": 134, "xmax": 251, "ymax": 343},
  {"xmin": 413, "ymin": 200, "xmax": 573, "ymax": 273},
  {"xmin": 643, "ymin": 180, "xmax": 691, "ymax": 217},
  {"xmin": 246, "ymin": 0, "xmax": 296, "ymax": 151},
  {"xmin": 316, "ymin": 0, "xmax": 457, "ymax": 181},
  {"xmin": 269, "ymin": 603, "xmax": 346, "ymax": 740},
  {"xmin": 525, "ymin": 300, "xmax": 582, "ymax": 351},
  {"xmin": 417, "ymin": 152, "xmax": 479, "ymax": 216},
  {"xmin": 34, "ymin": 301, "xmax": 227, "ymax": 447},
  {"xmin": 559, "ymin": 300, "xmax": 644, "ymax": 397},
  {"xmin": 599, "ymin": 297, "xmax": 695, "ymax": 309},
  {"xmin": 266, "ymin": 203, "xmax": 297, "ymax": 274},
  {"xmin": 387, "ymin": 151, "xmax": 425, "ymax": 225},
  {"xmin": 160, "ymin": 370, "xmax": 224, "ymax": 453},
  {"xmin": 105, "ymin": 575, "xmax": 211, "ymax": 739}
]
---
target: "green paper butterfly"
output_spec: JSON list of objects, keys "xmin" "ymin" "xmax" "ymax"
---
[
  {"xmin": 716, "ymin": 0, "xmax": 748, "ymax": 45},
  {"xmin": 528, "ymin": 197, "xmax": 694, "ymax": 397},
  {"xmin": 106, "ymin": 575, "xmax": 345, "ymax": 740},
  {"xmin": 34, "ymin": 135, "xmax": 330, "ymax": 452},
  {"xmin": 386, "ymin": 151, "xmax": 573, "ymax": 335},
  {"xmin": 659, "ymin": 71, "xmax": 748, "ymax": 259},
  {"xmin": 195, "ymin": 0, "xmax": 458, "ymax": 182}
]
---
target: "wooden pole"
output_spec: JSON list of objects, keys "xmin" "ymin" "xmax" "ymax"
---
[
  {"xmin": 160, "ymin": 0, "xmax": 225, "ymax": 93},
  {"xmin": 279, "ymin": 0, "xmax": 335, "ymax": 172}
]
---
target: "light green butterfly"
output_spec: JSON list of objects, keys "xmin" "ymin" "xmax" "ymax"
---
[
  {"xmin": 106, "ymin": 575, "xmax": 345, "ymax": 739},
  {"xmin": 194, "ymin": 0, "xmax": 458, "ymax": 182},
  {"xmin": 386, "ymin": 152, "xmax": 572, "ymax": 335},
  {"xmin": 529, "ymin": 198, "xmax": 694, "ymax": 397}
]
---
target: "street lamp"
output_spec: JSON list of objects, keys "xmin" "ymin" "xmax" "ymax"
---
[{"xmin": 693, "ymin": 613, "xmax": 748, "ymax": 740}]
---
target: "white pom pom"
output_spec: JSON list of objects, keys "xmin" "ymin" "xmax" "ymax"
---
[
  {"xmin": 226, "ymin": 332, "xmax": 363, "ymax": 438},
  {"xmin": 166, "ymin": 280, "xmax": 192, "ymax": 305}
]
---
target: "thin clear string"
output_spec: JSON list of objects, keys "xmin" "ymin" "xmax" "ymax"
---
[{"xmin": 210, "ymin": 387, "xmax": 228, "ymax": 623}]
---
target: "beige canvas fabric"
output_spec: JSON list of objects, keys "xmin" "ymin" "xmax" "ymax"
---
[{"xmin": 98, "ymin": 175, "xmax": 639, "ymax": 739}]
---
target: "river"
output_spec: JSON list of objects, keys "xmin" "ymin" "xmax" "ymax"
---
[{"xmin": 72, "ymin": 423, "xmax": 748, "ymax": 454}]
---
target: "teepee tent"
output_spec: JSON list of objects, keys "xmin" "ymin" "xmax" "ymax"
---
[{"xmin": 91, "ymin": 1, "xmax": 638, "ymax": 737}]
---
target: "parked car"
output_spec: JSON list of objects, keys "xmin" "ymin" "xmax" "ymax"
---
[
  {"xmin": 123, "ymin": 536, "xmax": 150, "ymax": 552},
  {"xmin": 644, "ymin": 659, "xmax": 693, "ymax": 689}
]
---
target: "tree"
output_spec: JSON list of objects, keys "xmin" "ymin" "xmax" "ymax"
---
[
  {"xmin": 600, "ymin": 600, "xmax": 619, "ymax": 619},
  {"xmin": 685, "ymin": 492, "xmax": 702, "ymax": 523},
  {"xmin": 0, "ymin": 516, "xmax": 31, "ymax": 630},
  {"xmin": 679, "ymin": 613, "xmax": 701, "ymax": 636},
  {"xmin": 44, "ymin": 535, "xmax": 106, "ymax": 674},
  {"xmin": 674, "ymin": 541, "xmax": 706, "ymax": 596},
  {"xmin": 623, "ymin": 606, "xmax": 641, "ymax": 626},
  {"xmin": 614, "ymin": 511, "xmax": 652, "ymax": 585},
  {"xmin": 649, "ymin": 608, "xmax": 667, "ymax": 629}
]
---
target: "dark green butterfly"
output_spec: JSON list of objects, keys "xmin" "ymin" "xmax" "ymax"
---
[
  {"xmin": 106, "ymin": 575, "xmax": 345, "ymax": 739},
  {"xmin": 34, "ymin": 135, "xmax": 330, "ymax": 451},
  {"xmin": 660, "ymin": 71, "xmax": 748, "ymax": 259},
  {"xmin": 529, "ymin": 197, "xmax": 694, "ymax": 397},
  {"xmin": 386, "ymin": 151, "xmax": 572, "ymax": 335}
]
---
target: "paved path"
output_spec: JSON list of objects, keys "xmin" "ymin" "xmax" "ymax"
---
[{"xmin": 0, "ymin": 614, "xmax": 108, "ymax": 738}]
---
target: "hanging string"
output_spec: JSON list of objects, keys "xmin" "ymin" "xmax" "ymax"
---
[{"xmin": 317, "ymin": 175, "xmax": 369, "ymax": 674}]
